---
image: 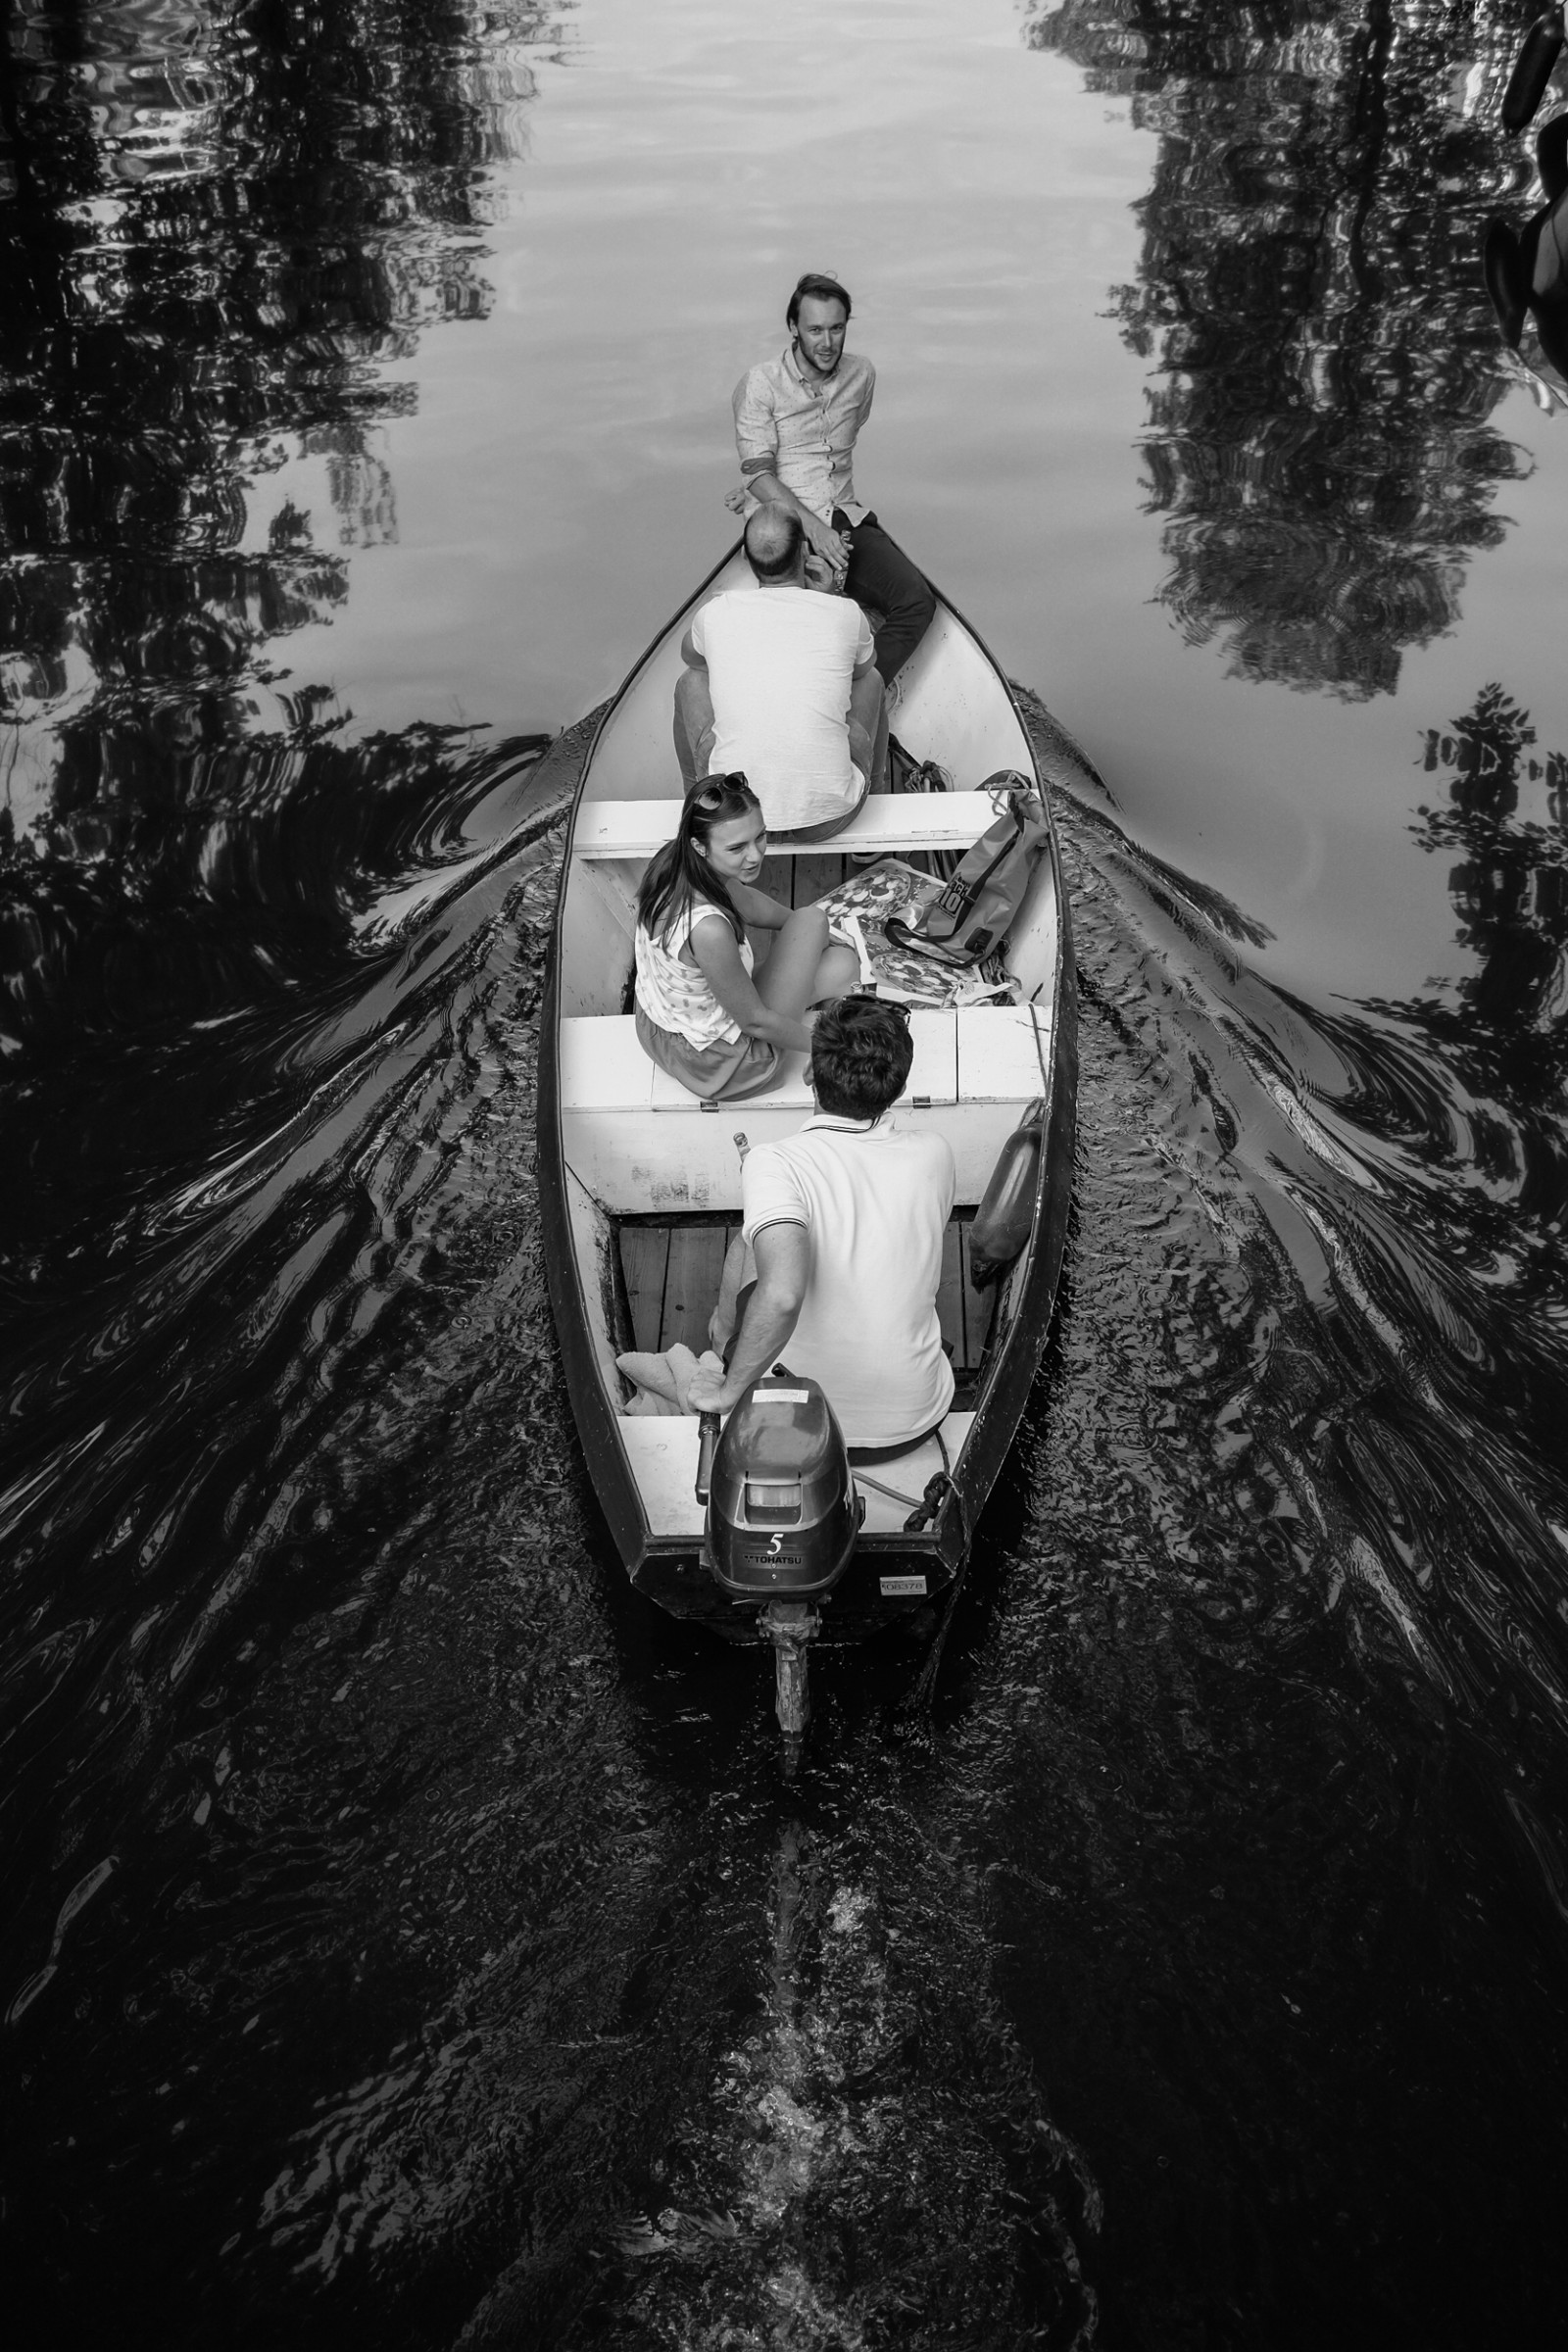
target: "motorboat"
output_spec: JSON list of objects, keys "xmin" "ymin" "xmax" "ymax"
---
[{"xmin": 538, "ymin": 543, "xmax": 1082, "ymax": 1750}]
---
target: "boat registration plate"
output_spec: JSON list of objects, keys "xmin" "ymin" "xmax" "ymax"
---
[{"xmin": 879, "ymin": 1575, "xmax": 928, "ymax": 1597}]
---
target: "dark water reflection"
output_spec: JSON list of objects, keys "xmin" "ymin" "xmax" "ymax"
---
[
  {"xmin": 0, "ymin": 0, "xmax": 561, "ymax": 907},
  {"xmin": 7, "ymin": 2, "xmax": 1568, "ymax": 2347}
]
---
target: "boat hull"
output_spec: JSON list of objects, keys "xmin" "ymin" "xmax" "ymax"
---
[{"xmin": 538, "ymin": 543, "xmax": 1080, "ymax": 1636}]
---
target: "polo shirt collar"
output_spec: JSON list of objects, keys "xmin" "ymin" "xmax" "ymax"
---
[{"xmin": 801, "ymin": 1111, "xmax": 891, "ymax": 1136}]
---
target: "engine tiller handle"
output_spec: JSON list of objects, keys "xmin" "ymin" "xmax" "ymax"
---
[{"xmin": 695, "ymin": 1411, "xmax": 721, "ymax": 1503}]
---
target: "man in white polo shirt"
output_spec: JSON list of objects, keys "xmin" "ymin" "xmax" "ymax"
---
[
  {"xmin": 673, "ymin": 506, "xmax": 887, "ymax": 838},
  {"xmin": 687, "ymin": 997, "xmax": 956, "ymax": 1449}
]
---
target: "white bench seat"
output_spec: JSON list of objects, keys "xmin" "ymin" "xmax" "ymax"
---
[
  {"xmin": 619, "ymin": 1412, "xmax": 977, "ymax": 1538},
  {"xmin": 572, "ymin": 792, "xmax": 1000, "ymax": 860},
  {"xmin": 559, "ymin": 1002, "xmax": 1051, "ymax": 1212}
]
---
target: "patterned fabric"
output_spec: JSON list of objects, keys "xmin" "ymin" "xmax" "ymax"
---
[
  {"xmin": 732, "ymin": 344, "xmax": 876, "ymax": 525},
  {"xmin": 812, "ymin": 860, "xmax": 1019, "ymax": 1009},
  {"xmin": 634, "ymin": 900, "xmax": 752, "ymax": 1049}
]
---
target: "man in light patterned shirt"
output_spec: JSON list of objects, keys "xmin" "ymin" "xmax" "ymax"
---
[{"xmin": 730, "ymin": 272, "xmax": 936, "ymax": 685}]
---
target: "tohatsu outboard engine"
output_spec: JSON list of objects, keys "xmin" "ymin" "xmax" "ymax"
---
[{"xmin": 696, "ymin": 1371, "xmax": 863, "ymax": 1762}]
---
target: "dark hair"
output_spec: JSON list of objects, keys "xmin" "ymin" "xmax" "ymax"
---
[
  {"xmin": 786, "ymin": 271, "xmax": 852, "ymax": 329},
  {"xmin": 808, "ymin": 994, "xmax": 913, "ymax": 1118},
  {"xmin": 744, "ymin": 508, "xmax": 804, "ymax": 581},
  {"xmin": 636, "ymin": 773, "xmax": 761, "ymax": 948}
]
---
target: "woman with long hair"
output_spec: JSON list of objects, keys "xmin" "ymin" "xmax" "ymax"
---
[{"xmin": 634, "ymin": 773, "xmax": 858, "ymax": 1101}]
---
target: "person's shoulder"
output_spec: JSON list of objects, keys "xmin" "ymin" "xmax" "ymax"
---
[
  {"xmin": 734, "ymin": 350, "xmax": 787, "ymax": 399},
  {"xmin": 753, "ymin": 1125, "xmax": 830, "ymax": 1185},
  {"xmin": 896, "ymin": 1123, "xmax": 956, "ymax": 1170},
  {"xmin": 742, "ymin": 1136, "xmax": 810, "ymax": 1208},
  {"xmin": 696, "ymin": 585, "xmax": 750, "ymax": 636},
  {"xmin": 686, "ymin": 896, "xmax": 737, "ymax": 941},
  {"xmin": 795, "ymin": 586, "xmax": 863, "ymax": 632}
]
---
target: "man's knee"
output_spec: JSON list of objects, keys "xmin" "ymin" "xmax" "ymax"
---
[
  {"xmin": 817, "ymin": 942, "xmax": 860, "ymax": 999},
  {"xmin": 783, "ymin": 903, "xmax": 829, "ymax": 945}
]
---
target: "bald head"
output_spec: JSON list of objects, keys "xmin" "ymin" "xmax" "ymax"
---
[{"xmin": 744, "ymin": 506, "xmax": 806, "ymax": 583}]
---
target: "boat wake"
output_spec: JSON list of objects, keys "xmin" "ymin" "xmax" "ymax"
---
[{"xmin": 4, "ymin": 693, "xmax": 1568, "ymax": 2346}]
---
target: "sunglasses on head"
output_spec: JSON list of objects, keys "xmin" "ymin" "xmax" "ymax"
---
[{"xmin": 689, "ymin": 771, "xmax": 751, "ymax": 812}]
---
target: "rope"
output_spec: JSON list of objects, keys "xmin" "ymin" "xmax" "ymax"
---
[
  {"xmin": 854, "ymin": 1424, "xmax": 951, "ymax": 1517},
  {"xmin": 1029, "ymin": 994, "xmax": 1050, "ymax": 1091},
  {"xmin": 856, "ymin": 1468, "xmax": 924, "ymax": 1511}
]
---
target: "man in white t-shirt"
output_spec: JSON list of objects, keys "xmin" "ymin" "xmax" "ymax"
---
[
  {"xmin": 673, "ymin": 507, "xmax": 887, "ymax": 837},
  {"xmin": 687, "ymin": 997, "xmax": 956, "ymax": 1448}
]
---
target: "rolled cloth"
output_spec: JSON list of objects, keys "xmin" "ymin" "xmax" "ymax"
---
[{"xmin": 617, "ymin": 1343, "xmax": 725, "ymax": 1417}]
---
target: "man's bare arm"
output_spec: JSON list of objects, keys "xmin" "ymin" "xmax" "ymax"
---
[{"xmin": 687, "ymin": 1223, "xmax": 809, "ymax": 1412}]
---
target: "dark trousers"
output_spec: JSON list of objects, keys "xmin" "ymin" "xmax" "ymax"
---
[{"xmin": 834, "ymin": 509, "xmax": 936, "ymax": 683}]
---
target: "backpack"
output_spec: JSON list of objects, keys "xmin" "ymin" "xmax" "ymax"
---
[{"xmin": 883, "ymin": 772, "xmax": 1050, "ymax": 968}]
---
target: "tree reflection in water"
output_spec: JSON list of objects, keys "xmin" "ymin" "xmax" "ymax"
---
[
  {"xmin": 0, "ymin": 0, "xmax": 567, "ymax": 1046},
  {"xmin": 1391, "ymin": 684, "xmax": 1568, "ymax": 1204},
  {"xmin": 1026, "ymin": 0, "xmax": 1544, "ymax": 695}
]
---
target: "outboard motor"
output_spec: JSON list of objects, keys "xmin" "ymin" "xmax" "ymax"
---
[{"xmin": 697, "ymin": 1371, "xmax": 863, "ymax": 1761}]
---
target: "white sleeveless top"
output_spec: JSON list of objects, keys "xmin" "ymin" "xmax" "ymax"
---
[{"xmin": 635, "ymin": 900, "xmax": 754, "ymax": 1049}]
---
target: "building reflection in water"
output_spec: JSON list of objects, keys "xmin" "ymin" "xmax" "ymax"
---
[
  {"xmin": 1026, "ymin": 0, "xmax": 1546, "ymax": 697},
  {"xmin": 0, "ymin": 0, "xmax": 568, "ymax": 1044}
]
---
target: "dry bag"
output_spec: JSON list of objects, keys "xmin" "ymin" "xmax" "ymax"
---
[{"xmin": 884, "ymin": 774, "xmax": 1049, "ymax": 970}]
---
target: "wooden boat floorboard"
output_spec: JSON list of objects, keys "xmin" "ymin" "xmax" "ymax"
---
[
  {"xmin": 620, "ymin": 1224, "xmax": 672, "ymax": 1354},
  {"xmin": 616, "ymin": 1211, "xmax": 993, "ymax": 1388}
]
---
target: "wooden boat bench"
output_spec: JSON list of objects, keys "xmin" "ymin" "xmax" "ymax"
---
[
  {"xmin": 560, "ymin": 1001, "xmax": 1052, "ymax": 1212},
  {"xmin": 571, "ymin": 792, "xmax": 1003, "ymax": 861}
]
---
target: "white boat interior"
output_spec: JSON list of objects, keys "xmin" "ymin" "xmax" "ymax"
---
[{"xmin": 554, "ymin": 550, "xmax": 1063, "ymax": 1542}]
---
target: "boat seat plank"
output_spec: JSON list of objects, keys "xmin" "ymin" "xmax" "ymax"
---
[
  {"xmin": 573, "ymin": 793, "xmax": 1000, "ymax": 860},
  {"xmin": 645, "ymin": 1009, "xmax": 956, "ymax": 1112},
  {"xmin": 562, "ymin": 1006, "xmax": 1040, "ymax": 1116},
  {"xmin": 620, "ymin": 1225, "xmax": 670, "ymax": 1353},
  {"xmin": 562, "ymin": 1005, "xmax": 1048, "ymax": 1212},
  {"xmin": 955, "ymin": 1003, "xmax": 1051, "ymax": 1101},
  {"xmin": 567, "ymin": 1100, "xmax": 1019, "ymax": 1215},
  {"xmin": 618, "ymin": 1413, "xmax": 977, "ymax": 1540},
  {"xmin": 560, "ymin": 1012, "xmax": 655, "ymax": 1110}
]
